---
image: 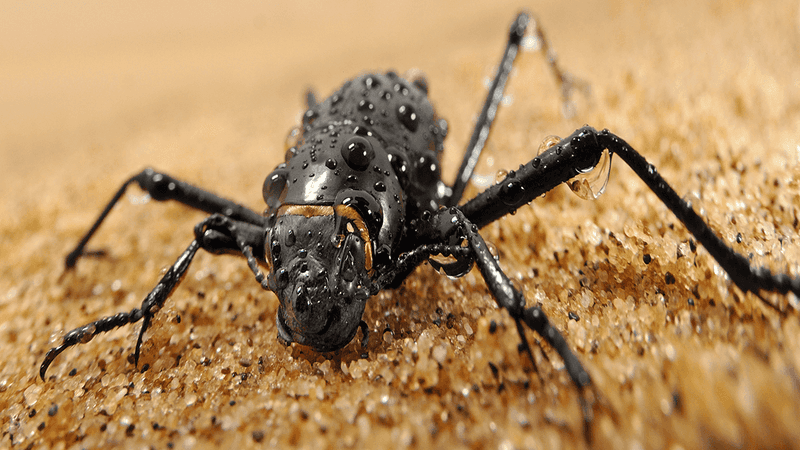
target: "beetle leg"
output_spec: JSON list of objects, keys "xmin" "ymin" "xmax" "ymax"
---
[
  {"xmin": 461, "ymin": 126, "xmax": 800, "ymax": 302},
  {"xmin": 525, "ymin": 14, "xmax": 592, "ymax": 119},
  {"xmin": 434, "ymin": 207, "xmax": 595, "ymax": 437},
  {"xmin": 358, "ymin": 321, "xmax": 369, "ymax": 351},
  {"xmin": 195, "ymin": 214, "xmax": 270, "ymax": 292},
  {"xmin": 446, "ymin": 12, "xmax": 529, "ymax": 206},
  {"xmin": 447, "ymin": 11, "xmax": 589, "ymax": 206},
  {"xmin": 374, "ymin": 244, "xmax": 473, "ymax": 291},
  {"xmin": 41, "ymin": 239, "xmax": 201, "ymax": 380},
  {"xmin": 65, "ymin": 168, "xmax": 265, "ymax": 269},
  {"xmin": 42, "ymin": 214, "xmax": 268, "ymax": 380}
]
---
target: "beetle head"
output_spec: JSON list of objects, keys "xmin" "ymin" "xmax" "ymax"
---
[{"xmin": 266, "ymin": 205, "xmax": 372, "ymax": 351}]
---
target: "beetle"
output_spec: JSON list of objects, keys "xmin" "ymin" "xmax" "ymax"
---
[{"xmin": 39, "ymin": 11, "xmax": 799, "ymax": 436}]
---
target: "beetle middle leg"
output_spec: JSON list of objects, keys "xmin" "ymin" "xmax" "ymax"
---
[{"xmin": 65, "ymin": 168, "xmax": 265, "ymax": 269}]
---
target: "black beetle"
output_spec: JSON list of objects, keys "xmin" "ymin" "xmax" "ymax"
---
[{"xmin": 40, "ymin": 12, "xmax": 800, "ymax": 437}]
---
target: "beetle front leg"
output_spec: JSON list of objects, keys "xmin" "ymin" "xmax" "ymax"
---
[
  {"xmin": 41, "ymin": 214, "xmax": 267, "ymax": 380},
  {"xmin": 373, "ymin": 243, "xmax": 474, "ymax": 291},
  {"xmin": 41, "ymin": 239, "xmax": 201, "ymax": 380},
  {"xmin": 426, "ymin": 207, "xmax": 595, "ymax": 437}
]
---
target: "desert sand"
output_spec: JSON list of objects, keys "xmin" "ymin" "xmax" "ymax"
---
[{"xmin": 2, "ymin": 1, "xmax": 799, "ymax": 448}]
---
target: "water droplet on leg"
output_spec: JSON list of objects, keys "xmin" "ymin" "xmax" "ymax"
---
[
  {"xmin": 567, "ymin": 149, "xmax": 613, "ymax": 200},
  {"xmin": 537, "ymin": 135, "xmax": 561, "ymax": 156},
  {"xmin": 494, "ymin": 169, "xmax": 508, "ymax": 184}
]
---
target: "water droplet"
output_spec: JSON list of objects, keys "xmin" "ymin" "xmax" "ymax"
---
[
  {"xmin": 387, "ymin": 147, "xmax": 410, "ymax": 186},
  {"xmin": 341, "ymin": 136, "xmax": 375, "ymax": 171},
  {"xmin": 270, "ymin": 239, "xmax": 281, "ymax": 260},
  {"xmin": 325, "ymin": 158, "xmax": 337, "ymax": 170},
  {"xmin": 393, "ymin": 83, "xmax": 409, "ymax": 96},
  {"xmin": 501, "ymin": 180, "xmax": 525, "ymax": 206},
  {"xmin": 682, "ymin": 191, "xmax": 708, "ymax": 221},
  {"xmin": 438, "ymin": 118, "xmax": 448, "ymax": 138},
  {"xmin": 567, "ymin": 149, "xmax": 613, "ymax": 200},
  {"xmin": 358, "ymin": 100, "xmax": 374, "ymax": 112},
  {"xmin": 262, "ymin": 168, "xmax": 289, "ymax": 210},
  {"xmin": 341, "ymin": 255, "xmax": 356, "ymax": 282},
  {"xmin": 486, "ymin": 242, "xmax": 499, "ymax": 261},
  {"xmin": 415, "ymin": 154, "xmax": 439, "ymax": 186},
  {"xmin": 284, "ymin": 126, "xmax": 302, "ymax": 152},
  {"xmin": 537, "ymin": 135, "xmax": 561, "ymax": 156},
  {"xmin": 303, "ymin": 109, "xmax": 318, "ymax": 126},
  {"xmin": 521, "ymin": 31, "xmax": 542, "ymax": 52},
  {"xmin": 275, "ymin": 268, "xmax": 289, "ymax": 290},
  {"xmin": 294, "ymin": 285, "xmax": 309, "ymax": 313},
  {"xmin": 397, "ymin": 104, "xmax": 418, "ymax": 132},
  {"xmin": 495, "ymin": 169, "xmax": 508, "ymax": 184},
  {"xmin": 364, "ymin": 76, "xmax": 381, "ymax": 89},
  {"xmin": 286, "ymin": 230, "xmax": 296, "ymax": 247},
  {"xmin": 374, "ymin": 181, "xmax": 386, "ymax": 192}
]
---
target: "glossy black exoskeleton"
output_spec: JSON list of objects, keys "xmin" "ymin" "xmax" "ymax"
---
[
  {"xmin": 40, "ymin": 12, "xmax": 799, "ymax": 437},
  {"xmin": 262, "ymin": 70, "xmax": 447, "ymax": 352}
]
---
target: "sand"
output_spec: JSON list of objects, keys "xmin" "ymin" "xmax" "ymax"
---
[{"xmin": 2, "ymin": 1, "xmax": 799, "ymax": 448}]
